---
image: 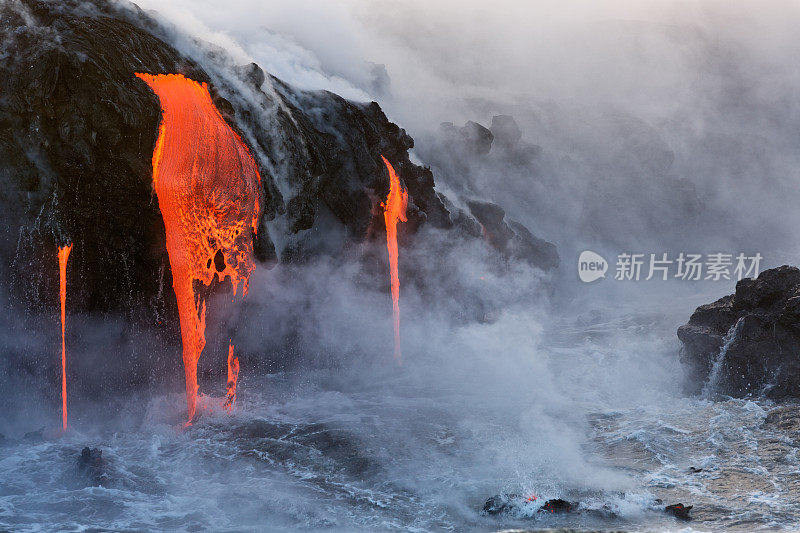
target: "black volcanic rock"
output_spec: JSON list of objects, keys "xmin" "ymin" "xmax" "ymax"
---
[
  {"xmin": 2, "ymin": 0, "xmax": 202, "ymax": 316},
  {"xmin": 678, "ymin": 266, "xmax": 800, "ymax": 398},
  {"xmin": 77, "ymin": 446, "xmax": 107, "ymax": 486},
  {"xmin": 481, "ymin": 494, "xmax": 541, "ymax": 516},
  {"xmin": 482, "ymin": 494, "xmax": 513, "ymax": 515},
  {"xmin": 23, "ymin": 427, "xmax": 45, "ymax": 442},
  {"xmin": 234, "ymin": 62, "xmax": 266, "ymax": 90},
  {"xmin": 0, "ymin": 0, "xmax": 557, "ymax": 326},
  {"xmin": 440, "ymin": 120, "xmax": 494, "ymax": 156},
  {"xmin": 539, "ymin": 498, "xmax": 576, "ymax": 514},
  {"xmin": 665, "ymin": 503, "xmax": 693, "ymax": 521},
  {"xmin": 481, "ymin": 494, "xmax": 619, "ymax": 519},
  {"xmin": 461, "ymin": 120, "xmax": 494, "ymax": 156},
  {"xmin": 467, "ymin": 200, "xmax": 559, "ymax": 270}
]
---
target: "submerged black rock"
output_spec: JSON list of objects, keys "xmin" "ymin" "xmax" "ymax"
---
[
  {"xmin": 665, "ymin": 503, "xmax": 693, "ymax": 521},
  {"xmin": 482, "ymin": 493, "xmax": 681, "ymax": 521},
  {"xmin": 539, "ymin": 498, "xmax": 576, "ymax": 514},
  {"xmin": 482, "ymin": 494, "xmax": 521, "ymax": 515},
  {"xmin": 77, "ymin": 446, "xmax": 107, "ymax": 485},
  {"xmin": 678, "ymin": 266, "xmax": 800, "ymax": 398},
  {"xmin": 23, "ymin": 427, "xmax": 45, "ymax": 442},
  {"xmin": 481, "ymin": 495, "xmax": 593, "ymax": 518},
  {"xmin": 77, "ymin": 446, "xmax": 103, "ymax": 467}
]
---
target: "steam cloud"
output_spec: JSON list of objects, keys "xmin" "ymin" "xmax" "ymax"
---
[{"xmin": 3, "ymin": 0, "xmax": 800, "ymax": 524}]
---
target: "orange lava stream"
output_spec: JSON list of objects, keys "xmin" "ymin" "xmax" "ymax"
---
[
  {"xmin": 58, "ymin": 244, "xmax": 72, "ymax": 432},
  {"xmin": 380, "ymin": 156, "xmax": 408, "ymax": 363},
  {"xmin": 135, "ymin": 73, "xmax": 260, "ymax": 424},
  {"xmin": 224, "ymin": 340, "xmax": 239, "ymax": 412}
]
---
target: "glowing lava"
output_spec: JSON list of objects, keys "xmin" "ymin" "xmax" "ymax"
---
[
  {"xmin": 380, "ymin": 156, "xmax": 408, "ymax": 363},
  {"xmin": 224, "ymin": 340, "xmax": 239, "ymax": 412},
  {"xmin": 58, "ymin": 244, "xmax": 72, "ymax": 432},
  {"xmin": 135, "ymin": 73, "xmax": 260, "ymax": 423}
]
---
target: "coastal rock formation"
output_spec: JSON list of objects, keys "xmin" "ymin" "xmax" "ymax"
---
[
  {"xmin": 0, "ymin": 0, "xmax": 557, "ymax": 321},
  {"xmin": 678, "ymin": 266, "xmax": 800, "ymax": 398},
  {"xmin": 467, "ymin": 200, "xmax": 559, "ymax": 270}
]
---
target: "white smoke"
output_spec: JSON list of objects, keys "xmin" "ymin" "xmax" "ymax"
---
[
  {"xmin": 6, "ymin": 1, "xmax": 800, "ymax": 527},
  {"xmin": 123, "ymin": 0, "xmax": 800, "ymax": 500},
  {"xmin": 130, "ymin": 0, "xmax": 800, "ymax": 259}
]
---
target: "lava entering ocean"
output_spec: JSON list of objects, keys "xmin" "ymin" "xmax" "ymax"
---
[
  {"xmin": 380, "ymin": 156, "xmax": 408, "ymax": 363},
  {"xmin": 135, "ymin": 73, "xmax": 260, "ymax": 424},
  {"xmin": 58, "ymin": 244, "xmax": 72, "ymax": 432},
  {"xmin": 224, "ymin": 341, "xmax": 239, "ymax": 412}
]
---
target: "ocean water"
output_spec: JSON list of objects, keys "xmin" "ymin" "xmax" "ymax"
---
[{"xmin": 1, "ymin": 312, "xmax": 798, "ymax": 533}]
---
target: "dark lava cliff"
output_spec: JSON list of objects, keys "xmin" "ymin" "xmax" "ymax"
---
[{"xmin": 0, "ymin": 0, "xmax": 557, "ymax": 325}]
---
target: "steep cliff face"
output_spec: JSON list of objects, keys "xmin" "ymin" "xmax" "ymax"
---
[
  {"xmin": 1, "ymin": 0, "xmax": 192, "ymax": 316},
  {"xmin": 0, "ymin": 0, "xmax": 557, "ymax": 327}
]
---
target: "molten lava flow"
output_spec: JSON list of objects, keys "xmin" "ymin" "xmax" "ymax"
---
[
  {"xmin": 135, "ymin": 73, "xmax": 260, "ymax": 423},
  {"xmin": 58, "ymin": 244, "xmax": 72, "ymax": 432},
  {"xmin": 380, "ymin": 156, "xmax": 408, "ymax": 363},
  {"xmin": 224, "ymin": 340, "xmax": 239, "ymax": 412}
]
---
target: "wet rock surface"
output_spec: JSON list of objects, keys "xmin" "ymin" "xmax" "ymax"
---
[
  {"xmin": 482, "ymin": 493, "xmax": 528, "ymax": 515},
  {"xmin": 23, "ymin": 427, "xmax": 45, "ymax": 443},
  {"xmin": 678, "ymin": 266, "xmax": 800, "ymax": 398},
  {"xmin": 664, "ymin": 503, "xmax": 693, "ymax": 521},
  {"xmin": 77, "ymin": 446, "xmax": 107, "ymax": 486},
  {"xmin": 482, "ymin": 493, "xmax": 691, "ymax": 522},
  {"xmin": 539, "ymin": 498, "xmax": 576, "ymax": 514},
  {"xmin": 482, "ymin": 494, "xmax": 590, "ymax": 518}
]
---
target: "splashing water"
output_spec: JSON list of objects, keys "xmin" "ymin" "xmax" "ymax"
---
[
  {"xmin": 57, "ymin": 244, "xmax": 72, "ymax": 432},
  {"xmin": 224, "ymin": 341, "xmax": 239, "ymax": 412},
  {"xmin": 702, "ymin": 317, "xmax": 745, "ymax": 399},
  {"xmin": 380, "ymin": 156, "xmax": 408, "ymax": 363},
  {"xmin": 135, "ymin": 73, "xmax": 261, "ymax": 424}
]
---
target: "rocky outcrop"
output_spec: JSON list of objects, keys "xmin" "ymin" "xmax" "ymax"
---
[
  {"xmin": 482, "ymin": 494, "xmax": 579, "ymax": 517},
  {"xmin": 678, "ymin": 266, "xmax": 800, "ymax": 398},
  {"xmin": 467, "ymin": 200, "xmax": 559, "ymax": 271},
  {"xmin": 665, "ymin": 503, "xmax": 693, "ymax": 521},
  {"xmin": 440, "ymin": 120, "xmax": 494, "ymax": 156},
  {"xmin": 0, "ymin": 0, "xmax": 557, "ymax": 322},
  {"xmin": 77, "ymin": 447, "xmax": 107, "ymax": 486},
  {"xmin": 481, "ymin": 493, "xmax": 690, "ymax": 521}
]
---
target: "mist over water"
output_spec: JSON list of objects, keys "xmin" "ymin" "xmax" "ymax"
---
[{"xmin": 4, "ymin": 0, "xmax": 800, "ymax": 531}]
